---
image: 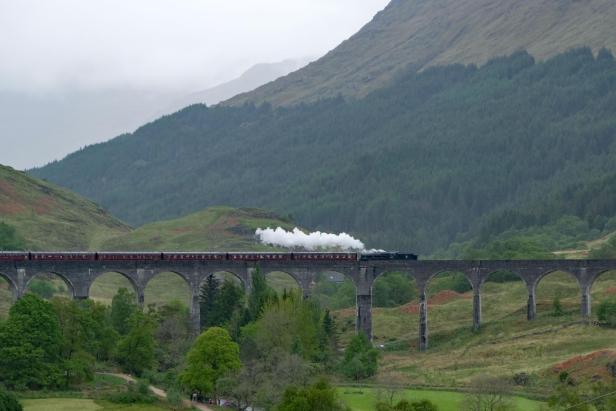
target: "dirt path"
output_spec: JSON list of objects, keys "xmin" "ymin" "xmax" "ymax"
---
[{"xmin": 98, "ymin": 372, "xmax": 214, "ymax": 411}]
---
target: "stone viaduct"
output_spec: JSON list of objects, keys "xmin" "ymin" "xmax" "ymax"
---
[{"xmin": 1, "ymin": 256, "xmax": 616, "ymax": 351}]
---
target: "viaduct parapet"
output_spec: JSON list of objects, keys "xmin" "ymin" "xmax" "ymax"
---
[{"xmin": 2, "ymin": 256, "xmax": 616, "ymax": 351}]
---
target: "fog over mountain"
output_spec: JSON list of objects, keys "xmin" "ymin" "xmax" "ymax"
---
[
  {"xmin": 0, "ymin": 0, "xmax": 389, "ymax": 169},
  {"xmin": 0, "ymin": 59, "xmax": 310, "ymax": 170}
]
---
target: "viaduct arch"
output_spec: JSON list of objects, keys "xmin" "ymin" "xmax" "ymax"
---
[{"xmin": 1, "ymin": 256, "xmax": 616, "ymax": 350}]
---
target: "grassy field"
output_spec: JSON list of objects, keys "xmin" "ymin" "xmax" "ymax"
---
[
  {"xmin": 98, "ymin": 206, "xmax": 293, "ymax": 252},
  {"xmin": 333, "ymin": 271, "xmax": 616, "ymax": 389},
  {"xmin": 338, "ymin": 387, "xmax": 544, "ymax": 411},
  {"xmin": 21, "ymin": 398, "xmax": 168, "ymax": 411}
]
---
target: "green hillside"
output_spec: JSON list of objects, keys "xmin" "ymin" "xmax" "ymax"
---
[
  {"xmin": 333, "ymin": 271, "xmax": 616, "ymax": 391},
  {"xmin": 99, "ymin": 206, "xmax": 293, "ymax": 251},
  {"xmin": 32, "ymin": 49, "xmax": 616, "ymax": 254},
  {"xmin": 227, "ymin": 0, "xmax": 616, "ymax": 106},
  {"xmin": 0, "ymin": 164, "xmax": 129, "ymax": 250}
]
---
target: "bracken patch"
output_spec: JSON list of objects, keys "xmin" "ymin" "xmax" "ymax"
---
[{"xmin": 552, "ymin": 350, "xmax": 616, "ymax": 380}]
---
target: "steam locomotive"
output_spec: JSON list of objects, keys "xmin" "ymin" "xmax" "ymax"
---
[{"xmin": 0, "ymin": 251, "xmax": 417, "ymax": 262}]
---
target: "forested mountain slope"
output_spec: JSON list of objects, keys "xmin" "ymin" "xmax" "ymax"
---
[
  {"xmin": 227, "ymin": 0, "xmax": 616, "ymax": 106},
  {"xmin": 32, "ymin": 49, "xmax": 616, "ymax": 254},
  {"xmin": 0, "ymin": 165, "xmax": 129, "ymax": 250}
]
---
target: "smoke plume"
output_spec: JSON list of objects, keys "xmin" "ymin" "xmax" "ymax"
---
[{"xmin": 255, "ymin": 227, "xmax": 367, "ymax": 251}]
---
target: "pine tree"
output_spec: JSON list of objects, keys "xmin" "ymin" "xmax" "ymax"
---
[
  {"xmin": 322, "ymin": 309, "xmax": 335, "ymax": 340},
  {"xmin": 247, "ymin": 267, "xmax": 273, "ymax": 321},
  {"xmin": 200, "ymin": 275, "xmax": 220, "ymax": 328}
]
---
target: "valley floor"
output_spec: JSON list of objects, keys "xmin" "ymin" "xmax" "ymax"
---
[
  {"xmin": 337, "ymin": 387, "xmax": 543, "ymax": 411},
  {"xmin": 21, "ymin": 399, "xmax": 167, "ymax": 411}
]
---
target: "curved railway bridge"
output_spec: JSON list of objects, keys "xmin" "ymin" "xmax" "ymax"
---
[{"xmin": 1, "ymin": 252, "xmax": 616, "ymax": 351}]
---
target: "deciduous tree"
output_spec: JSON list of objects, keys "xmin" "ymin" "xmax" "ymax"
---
[
  {"xmin": 116, "ymin": 311, "xmax": 156, "ymax": 376},
  {"xmin": 0, "ymin": 294, "xmax": 63, "ymax": 389},
  {"xmin": 111, "ymin": 287, "xmax": 138, "ymax": 336},
  {"xmin": 339, "ymin": 334, "xmax": 378, "ymax": 381},
  {"xmin": 180, "ymin": 327, "xmax": 241, "ymax": 402}
]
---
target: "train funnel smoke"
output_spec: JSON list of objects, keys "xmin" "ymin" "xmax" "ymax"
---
[{"xmin": 255, "ymin": 227, "xmax": 367, "ymax": 251}]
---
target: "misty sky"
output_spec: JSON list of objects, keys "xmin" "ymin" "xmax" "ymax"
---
[{"xmin": 0, "ymin": 0, "xmax": 389, "ymax": 169}]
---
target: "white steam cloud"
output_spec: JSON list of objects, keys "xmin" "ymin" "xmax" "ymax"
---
[{"xmin": 255, "ymin": 227, "xmax": 384, "ymax": 252}]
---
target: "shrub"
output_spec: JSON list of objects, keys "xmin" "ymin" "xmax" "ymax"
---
[
  {"xmin": 376, "ymin": 400, "xmax": 438, "ymax": 411},
  {"xmin": 106, "ymin": 381, "xmax": 155, "ymax": 404},
  {"xmin": 166, "ymin": 388, "xmax": 184, "ymax": 410},
  {"xmin": 607, "ymin": 361, "xmax": 616, "ymax": 378},
  {"xmin": 276, "ymin": 380, "xmax": 349, "ymax": 411},
  {"xmin": 597, "ymin": 300, "xmax": 616, "ymax": 327},
  {"xmin": 552, "ymin": 296, "xmax": 564, "ymax": 317},
  {"xmin": 513, "ymin": 372, "xmax": 530, "ymax": 386},
  {"xmin": 339, "ymin": 334, "xmax": 379, "ymax": 380},
  {"xmin": 28, "ymin": 279, "xmax": 56, "ymax": 299},
  {"xmin": 0, "ymin": 387, "xmax": 23, "ymax": 411}
]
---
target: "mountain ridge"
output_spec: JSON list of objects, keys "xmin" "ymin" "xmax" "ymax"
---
[{"xmin": 226, "ymin": 0, "xmax": 616, "ymax": 106}]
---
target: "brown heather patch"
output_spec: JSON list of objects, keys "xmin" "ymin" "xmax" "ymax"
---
[
  {"xmin": 335, "ymin": 307, "xmax": 356, "ymax": 318},
  {"xmin": 399, "ymin": 290, "xmax": 471, "ymax": 314},
  {"xmin": 0, "ymin": 179, "xmax": 16, "ymax": 196},
  {"xmin": 430, "ymin": 290, "xmax": 470, "ymax": 304},
  {"xmin": 400, "ymin": 303, "xmax": 419, "ymax": 314},
  {"xmin": 0, "ymin": 180, "xmax": 27, "ymax": 215},
  {"xmin": 208, "ymin": 215, "xmax": 239, "ymax": 234},
  {"xmin": 33, "ymin": 195, "xmax": 58, "ymax": 215},
  {"xmin": 552, "ymin": 350, "xmax": 616, "ymax": 380},
  {"xmin": 0, "ymin": 200, "xmax": 27, "ymax": 215}
]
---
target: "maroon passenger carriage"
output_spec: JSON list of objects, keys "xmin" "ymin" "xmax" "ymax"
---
[{"xmin": 0, "ymin": 252, "xmax": 417, "ymax": 262}]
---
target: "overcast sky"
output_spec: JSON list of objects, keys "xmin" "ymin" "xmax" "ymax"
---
[{"xmin": 0, "ymin": 0, "xmax": 389, "ymax": 94}]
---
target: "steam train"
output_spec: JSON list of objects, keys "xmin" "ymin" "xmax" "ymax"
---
[{"xmin": 0, "ymin": 251, "xmax": 417, "ymax": 262}]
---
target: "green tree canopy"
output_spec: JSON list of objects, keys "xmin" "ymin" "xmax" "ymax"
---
[
  {"xmin": 276, "ymin": 380, "xmax": 349, "ymax": 411},
  {"xmin": 339, "ymin": 333, "xmax": 379, "ymax": 381},
  {"xmin": 116, "ymin": 311, "xmax": 156, "ymax": 376},
  {"xmin": 111, "ymin": 287, "xmax": 138, "ymax": 336},
  {"xmin": 180, "ymin": 327, "xmax": 241, "ymax": 399},
  {"xmin": 151, "ymin": 301, "xmax": 192, "ymax": 371},
  {"xmin": 373, "ymin": 272, "xmax": 416, "ymax": 307},
  {"xmin": 0, "ymin": 387, "xmax": 23, "ymax": 411},
  {"xmin": 0, "ymin": 294, "xmax": 63, "ymax": 389},
  {"xmin": 243, "ymin": 292, "xmax": 332, "ymax": 362}
]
